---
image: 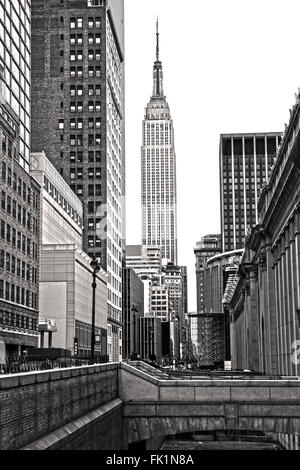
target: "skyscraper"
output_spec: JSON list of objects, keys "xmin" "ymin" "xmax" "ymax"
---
[
  {"xmin": 141, "ymin": 21, "xmax": 177, "ymax": 264},
  {"xmin": 31, "ymin": 0, "xmax": 125, "ymax": 362},
  {"xmin": 220, "ymin": 132, "xmax": 282, "ymax": 252},
  {"xmin": 126, "ymin": 244, "xmax": 162, "ymax": 279},
  {"xmin": 0, "ymin": 0, "xmax": 41, "ymax": 361}
]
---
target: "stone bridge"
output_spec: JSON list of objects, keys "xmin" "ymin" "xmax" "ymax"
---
[{"xmin": 0, "ymin": 361, "xmax": 299, "ymax": 450}]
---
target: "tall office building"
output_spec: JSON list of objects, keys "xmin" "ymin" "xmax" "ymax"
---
[
  {"xmin": 126, "ymin": 244, "xmax": 162, "ymax": 280},
  {"xmin": 0, "ymin": 1, "xmax": 31, "ymax": 170},
  {"xmin": 220, "ymin": 132, "xmax": 282, "ymax": 252},
  {"xmin": 194, "ymin": 234, "xmax": 221, "ymax": 312},
  {"xmin": 162, "ymin": 262, "xmax": 187, "ymax": 360},
  {"xmin": 141, "ymin": 21, "xmax": 178, "ymax": 264},
  {"xmin": 31, "ymin": 0, "xmax": 125, "ymax": 362},
  {"xmin": 0, "ymin": 1, "xmax": 41, "ymax": 362}
]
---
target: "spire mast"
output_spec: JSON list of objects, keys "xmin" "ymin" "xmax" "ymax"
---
[{"xmin": 156, "ymin": 17, "xmax": 159, "ymax": 61}]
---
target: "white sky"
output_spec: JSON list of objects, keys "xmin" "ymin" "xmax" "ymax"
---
[{"xmin": 124, "ymin": 0, "xmax": 300, "ymax": 312}]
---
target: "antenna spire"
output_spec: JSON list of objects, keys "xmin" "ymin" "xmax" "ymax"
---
[{"xmin": 156, "ymin": 17, "xmax": 159, "ymax": 61}]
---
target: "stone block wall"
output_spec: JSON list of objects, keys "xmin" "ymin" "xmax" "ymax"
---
[{"xmin": 0, "ymin": 363, "xmax": 119, "ymax": 450}]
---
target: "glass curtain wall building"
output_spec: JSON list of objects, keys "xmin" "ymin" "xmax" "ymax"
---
[
  {"xmin": 0, "ymin": 0, "xmax": 41, "ymax": 361},
  {"xmin": 0, "ymin": 0, "xmax": 31, "ymax": 170}
]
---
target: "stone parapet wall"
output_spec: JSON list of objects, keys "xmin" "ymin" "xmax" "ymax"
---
[{"xmin": 0, "ymin": 363, "xmax": 119, "ymax": 450}]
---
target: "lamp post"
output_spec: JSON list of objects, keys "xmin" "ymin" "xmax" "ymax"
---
[
  {"xmin": 131, "ymin": 305, "xmax": 138, "ymax": 359},
  {"xmin": 90, "ymin": 255, "xmax": 100, "ymax": 364}
]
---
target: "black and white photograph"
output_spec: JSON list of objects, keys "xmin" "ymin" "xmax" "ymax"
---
[{"xmin": 0, "ymin": 0, "xmax": 300, "ymax": 458}]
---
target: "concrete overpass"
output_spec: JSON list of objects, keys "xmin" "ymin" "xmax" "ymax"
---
[{"xmin": 0, "ymin": 361, "xmax": 299, "ymax": 450}]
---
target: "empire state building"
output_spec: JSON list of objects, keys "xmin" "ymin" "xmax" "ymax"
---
[{"xmin": 141, "ymin": 21, "xmax": 178, "ymax": 264}]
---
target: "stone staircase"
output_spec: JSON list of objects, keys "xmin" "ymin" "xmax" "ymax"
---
[{"xmin": 127, "ymin": 360, "xmax": 170, "ymax": 379}]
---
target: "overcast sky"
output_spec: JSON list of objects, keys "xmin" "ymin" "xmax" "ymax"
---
[{"xmin": 124, "ymin": 0, "xmax": 300, "ymax": 312}]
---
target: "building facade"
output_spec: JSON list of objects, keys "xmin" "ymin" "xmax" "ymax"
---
[
  {"xmin": 30, "ymin": 152, "xmax": 83, "ymax": 247},
  {"xmin": 220, "ymin": 132, "xmax": 282, "ymax": 252},
  {"xmin": 139, "ymin": 316, "xmax": 162, "ymax": 363},
  {"xmin": 194, "ymin": 234, "xmax": 221, "ymax": 313},
  {"xmin": 40, "ymin": 244, "xmax": 107, "ymax": 356},
  {"xmin": 201, "ymin": 249, "xmax": 243, "ymax": 365},
  {"xmin": 228, "ymin": 90, "xmax": 300, "ymax": 379},
  {"xmin": 204, "ymin": 249, "xmax": 243, "ymax": 313},
  {"xmin": 148, "ymin": 274, "xmax": 170, "ymax": 322},
  {"xmin": 126, "ymin": 244, "xmax": 162, "ymax": 280},
  {"xmin": 162, "ymin": 262, "xmax": 187, "ymax": 359},
  {"xmin": 31, "ymin": 0, "xmax": 125, "ymax": 362},
  {"xmin": 0, "ymin": 0, "xmax": 31, "ymax": 170},
  {"xmin": 0, "ymin": 0, "xmax": 41, "ymax": 363},
  {"xmin": 122, "ymin": 267, "xmax": 144, "ymax": 359},
  {"xmin": 30, "ymin": 151, "xmax": 108, "ymax": 357},
  {"xmin": 141, "ymin": 22, "xmax": 178, "ymax": 264}
]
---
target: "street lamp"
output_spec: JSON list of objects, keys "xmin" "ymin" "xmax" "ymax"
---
[
  {"xmin": 131, "ymin": 305, "xmax": 138, "ymax": 359},
  {"xmin": 90, "ymin": 255, "xmax": 100, "ymax": 364}
]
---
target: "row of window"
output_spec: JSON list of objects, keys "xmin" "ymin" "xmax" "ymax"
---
[
  {"xmin": 0, "ymin": 220, "xmax": 38, "ymax": 259},
  {"xmin": 75, "ymin": 320, "xmax": 103, "ymax": 350},
  {"xmin": 1, "ymin": 190, "xmax": 38, "ymax": 236},
  {"xmin": 1, "ymin": 161, "xmax": 39, "ymax": 210},
  {"xmin": 2, "ymin": 132, "xmax": 19, "ymax": 160},
  {"xmin": 68, "ymin": 101, "xmax": 101, "ymax": 113},
  {"xmin": 0, "ymin": 308, "xmax": 38, "ymax": 331},
  {"xmin": 0, "ymin": 279, "xmax": 38, "ymax": 310},
  {"xmin": 222, "ymin": 137, "xmax": 279, "ymax": 157},
  {"xmin": 70, "ymin": 167, "xmax": 101, "ymax": 179},
  {"xmin": 70, "ymin": 49, "xmax": 101, "ymax": 62},
  {"xmin": 69, "ymin": 150, "xmax": 101, "ymax": 163},
  {"xmin": 87, "ymin": 234, "xmax": 101, "ymax": 248},
  {"xmin": 69, "ymin": 17, "xmax": 102, "ymax": 30},
  {"xmin": 70, "ymin": 65, "xmax": 101, "ymax": 79},
  {"xmin": 69, "ymin": 183, "xmax": 101, "ymax": 197},
  {"xmin": 70, "ymin": 33, "xmax": 101, "ymax": 46},
  {"xmin": 43, "ymin": 175, "xmax": 82, "ymax": 227},
  {"xmin": 0, "ymin": 249, "xmax": 38, "ymax": 284},
  {"xmin": 70, "ymin": 134, "xmax": 101, "ymax": 147},
  {"xmin": 70, "ymin": 84, "xmax": 101, "ymax": 96},
  {"xmin": 59, "ymin": 117, "xmax": 101, "ymax": 130}
]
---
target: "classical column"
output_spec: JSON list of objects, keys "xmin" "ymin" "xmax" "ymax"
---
[
  {"xmin": 265, "ymin": 243, "xmax": 277, "ymax": 374},
  {"xmin": 248, "ymin": 267, "xmax": 260, "ymax": 371}
]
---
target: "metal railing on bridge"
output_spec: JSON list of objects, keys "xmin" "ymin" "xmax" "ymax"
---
[
  {"xmin": 162, "ymin": 369, "xmax": 298, "ymax": 380},
  {"xmin": 0, "ymin": 354, "xmax": 109, "ymax": 375}
]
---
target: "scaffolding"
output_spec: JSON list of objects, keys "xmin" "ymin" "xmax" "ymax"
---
[{"xmin": 196, "ymin": 313, "xmax": 225, "ymax": 367}]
